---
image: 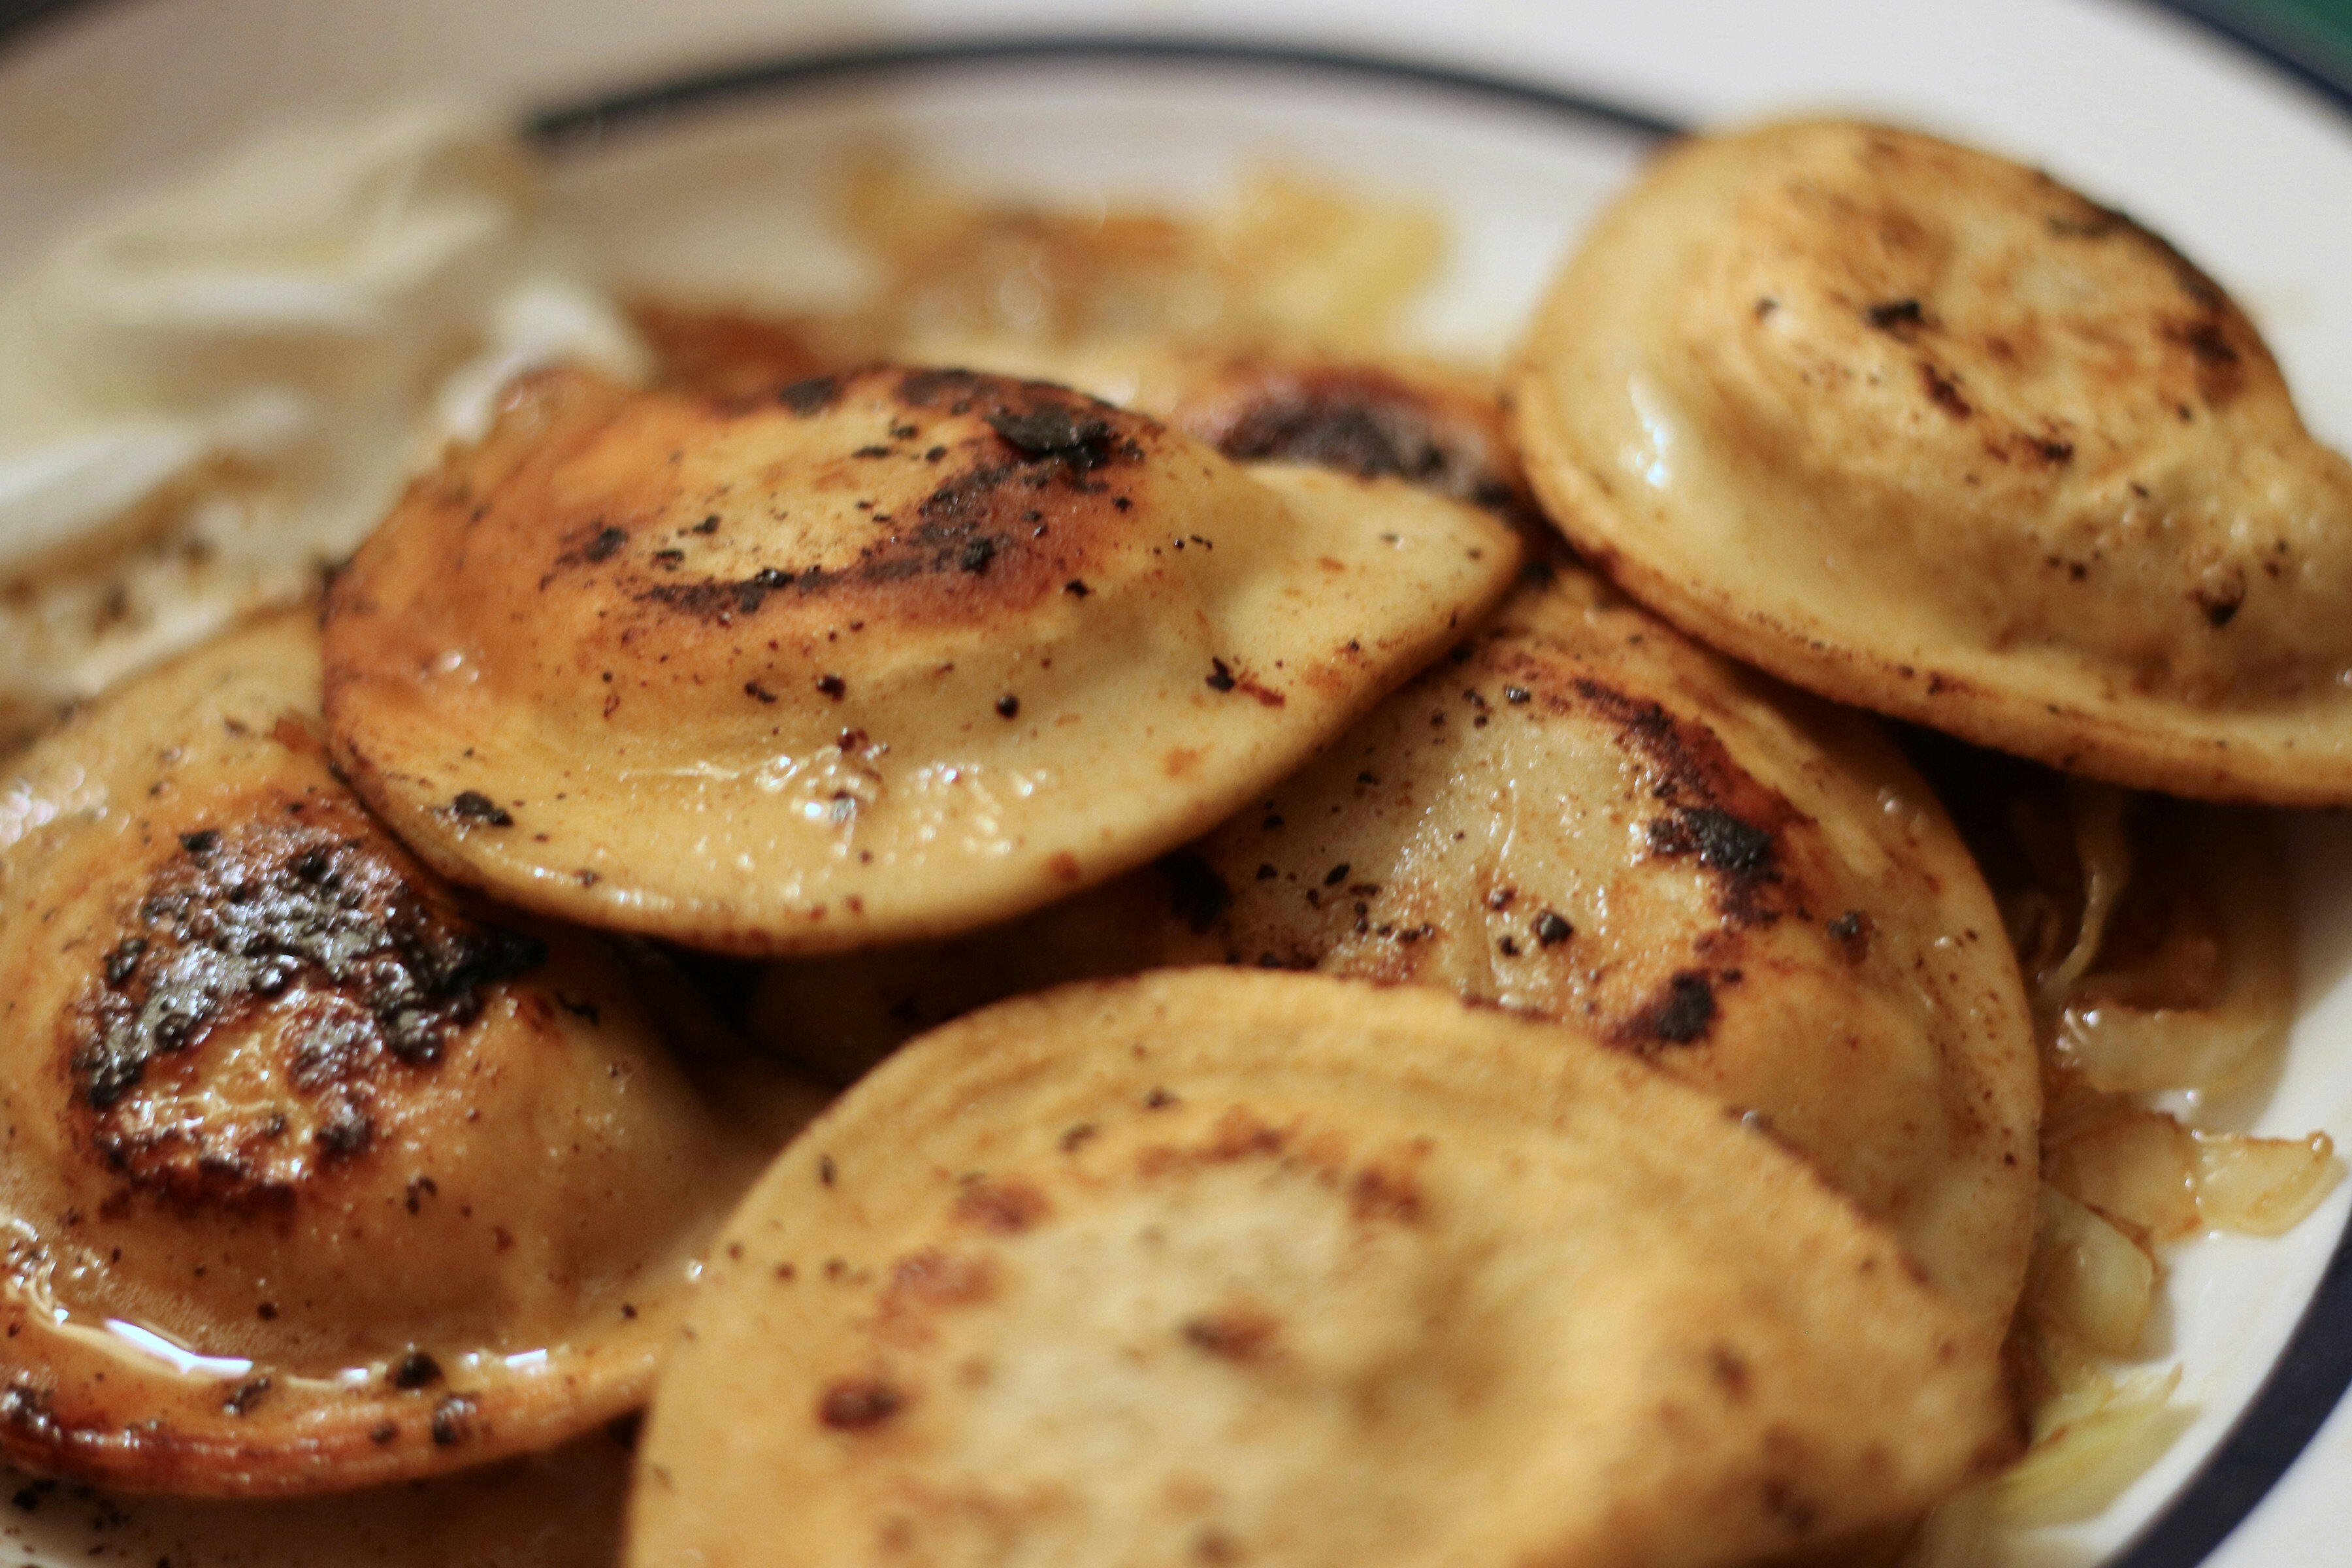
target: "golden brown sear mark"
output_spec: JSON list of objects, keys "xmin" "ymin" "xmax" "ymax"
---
[
  {"xmin": 1173, "ymin": 359, "xmax": 1529, "ymax": 517},
  {"xmin": 565, "ymin": 371, "xmax": 1151, "ymax": 630},
  {"xmin": 1561, "ymin": 675, "xmax": 1795, "ymax": 927}
]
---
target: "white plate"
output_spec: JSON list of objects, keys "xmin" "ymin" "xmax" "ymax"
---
[{"xmin": 1, "ymin": 3, "xmax": 2349, "ymax": 1566}]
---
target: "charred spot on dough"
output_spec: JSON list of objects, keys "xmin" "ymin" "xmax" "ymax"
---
[
  {"xmin": 1156, "ymin": 851, "xmax": 1234, "ymax": 935},
  {"xmin": 429, "ymin": 1393, "xmax": 478, "ymax": 1447},
  {"xmin": 817, "ymin": 1378, "xmax": 906, "ymax": 1431},
  {"xmin": 544, "ymin": 522, "xmax": 634, "ymax": 580},
  {"xmin": 984, "ymin": 404, "xmax": 1117, "ymax": 468},
  {"xmin": 1236, "ymin": 673, "xmax": 1286, "ymax": 708},
  {"xmin": 1569, "ymin": 678, "xmax": 1798, "ymax": 922},
  {"xmin": 1826, "ymin": 909, "xmax": 1873, "ymax": 962},
  {"xmin": 2195, "ymin": 564, "xmax": 2247, "ymax": 628},
  {"xmin": 70, "ymin": 817, "xmax": 546, "ymax": 1205},
  {"xmin": 1984, "ymin": 427, "xmax": 2076, "ymax": 468},
  {"xmin": 894, "ymin": 368, "xmax": 987, "ymax": 413},
  {"xmin": 906, "ymin": 372, "xmax": 1141, "ymax": 476},
  {"xmin": 1918, "ymin": 361, "xmax": 1972, "ymax": 419},
  {"xmin": 636, "ymin": 566, "xmax": 809, "ymax": 623},
  {"xmin": 624, "ymin": 375, "xmax": 1153, "ymax": 627},
  {"xmin": 389, "ymin": 1351, "xmax": 444, "ymax": 1391},
  {"xmin": 1862, "ymin": 298, "xmax": 1926, "ymax": 340},
  {"xmin": 1646, "ymin": 806, "xmax": 1775, "ymax": 879},
  {"xmin": 446, "ymin": 791, "xmax": 512, "ymax": 829},
  {"xmin": 1182, "ymin": 363, "xmax": 1522, "ymax": 514},
  {"xmin": 776, "ymin": 376, "xmax": 841, "ymax": 416},
  {"xmin": 1619, "ymin": 971, "xmax": 1721, "ymax": 1049},
  {"xmin": 954, "ymin": 1179, "xmax": 1051, "ymax": 1235}
]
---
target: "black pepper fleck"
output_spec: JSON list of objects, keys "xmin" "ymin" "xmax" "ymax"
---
[
  {"xmin": 449, "ymin": 791, "xmax": 512, "ymax": 828},
  {"xmin": 391, "ymin": 1352, "xmax": 444, "ymax": 1390},
  {"xmin": 430, "ymin": 1393, "xmax": 477, "ymax": 1446}
]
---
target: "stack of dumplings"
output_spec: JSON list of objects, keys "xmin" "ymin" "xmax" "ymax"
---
[{"xmin": 2, "ymin": 113, "xmax": 2345, "ymax": 1568}]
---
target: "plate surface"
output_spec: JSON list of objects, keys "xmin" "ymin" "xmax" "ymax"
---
[{"xmin": 2, "ymin": 3, "xmax": 2351, "ymax": 1567}]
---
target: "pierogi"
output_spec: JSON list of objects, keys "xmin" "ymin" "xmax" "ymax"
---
[
  {"xmin": 321, "ymin": 367, "xmax": 1522, "ymax": 954},
  {"xmin": 1511, "ymin": 120, "xmax": 2352, "ymax": 804},
  {"xmin": 0, "ymin": 612, "xmax": 820, "ymax": 1495},
  {"xmin": 630, "ymin": 971, "xmax": 2016, "ymax": 1568}
]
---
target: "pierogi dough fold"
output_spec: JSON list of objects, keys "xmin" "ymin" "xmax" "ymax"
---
[
  {"xmin": 629, "ymin": 970, "xmax": 2017, "ymax": 1568},
  {"xmin": 1512, "ymin": 119, "xmax": 2352, "ymax": 804},
  {"xmin": 321, "ymin": 367, "xmax": 1522, "ymax": 953},
  {"xmin": 0, "ymin": 611, "xmax": 821, "ymax": 1496}
]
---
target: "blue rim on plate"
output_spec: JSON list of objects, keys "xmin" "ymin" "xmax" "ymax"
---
[{"xmin": 3, "ymin": 7, "xmax": 2351, "ymax": 1567}]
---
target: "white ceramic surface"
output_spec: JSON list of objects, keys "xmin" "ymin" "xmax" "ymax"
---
[{"xmin": 0, "ymin": 3, "xmax": 2348, "ymax": 1565}]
